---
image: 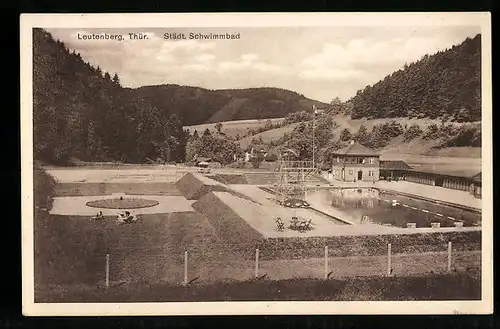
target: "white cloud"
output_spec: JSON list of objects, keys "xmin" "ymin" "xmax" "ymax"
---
[
  {"xmin": 299, "ymin": 68, "xmax": 371, "ymax": 81},
  {"xmin": 181, "ymin": 63, "xmax": 212, "ymax": 71},
  {"xmin": 195, "ymin": 54, "xmax": 216, "ymax": 62},
  {"xmin": 298, "ymin": 35, "xmax": 461, "ymax": 84},
  {"xmin": 241, "ymin": 53, "xmax": 259, "ymax": 61}
]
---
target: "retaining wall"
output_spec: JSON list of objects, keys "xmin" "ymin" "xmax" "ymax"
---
[{"xmin": 176, "ymin": 173, "xmax": 230, "ymax": 200}]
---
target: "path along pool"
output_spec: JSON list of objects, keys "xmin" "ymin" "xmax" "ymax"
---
[{"xmin": 313, "ymin": 187, "xmax": 481, "ymax": 228}]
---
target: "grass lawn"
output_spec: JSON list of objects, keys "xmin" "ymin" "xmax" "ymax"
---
[
  {"xmin": 35, "ymin": 203, "xmax": 481, "ymax": 302},
  {"xmin": 35, "ymin": 272, "xmax": 480, "ymax": 302},
  {"xmin": 86, "ymin": 198, "xmax": 159, "ymax": 209}
]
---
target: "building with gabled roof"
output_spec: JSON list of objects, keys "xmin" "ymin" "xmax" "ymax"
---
[
  {"xmin": 331, "ymin": 141, "xmax": 380, "ymax": 182},
  {"xmin": 379, "ymin": 160, "xmax": 413, "ymax": 181}
]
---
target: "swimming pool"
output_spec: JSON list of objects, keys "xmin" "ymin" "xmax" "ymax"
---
[{"xmin": 322, "ymin": 188, "xmax": 481, "ymax": 228}]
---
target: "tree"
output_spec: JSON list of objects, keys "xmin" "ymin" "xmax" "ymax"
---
[
  {"xmin": 403, "ymin": 123, "xmax": 423, "ymax": 142},
  {"xmin": 112, "ymin": 73, "xmax": 120, "ymax": 86},
  {"xmin": 354, "ymin": 125, "xmax": 368, "ymax": 143},
  {"xmin": 203, "ymin": 128, "xmax": 211, "ymax": 136},
  {"xmin": 423, "ymin": 124, "xmax": 439, "ymax": 140},
  {"xmin": 330, "ymin": 97, "xmax": 342, "ymax": 105},
  {"xmin": 250, "ymin": 151, "xmax": 265, "ymax": 168},
  {"xmin": 215, "ymin": 122, "xmax": 223, "ymax": 133},
  {"xmin": 339, "ymin": 128, "xmax": 352, "ymax": 142}
]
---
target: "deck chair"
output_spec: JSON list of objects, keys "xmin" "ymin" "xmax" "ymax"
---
[
  {"xmin": 298, "ymin": 218, "xmax": 312, "ymax": 232},
  {"xmin": 275, "ymin": 217, "xmax": 285, "ymax": 231}
]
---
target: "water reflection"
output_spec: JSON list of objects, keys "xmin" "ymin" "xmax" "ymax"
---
[{"xmin": 331, "ymin": 188, "xmax": 379, "ymax": 209}]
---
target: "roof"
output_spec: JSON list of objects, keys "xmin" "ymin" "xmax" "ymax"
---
[
  {"xmin": 471, "ymin": 172, "xmax": 481, "ymax": 183},
  {"xmin": 333, "ymin": 142, "xmax": 380, "ymax": 156},
  {"xmin": 407, "ymin": 166, "xmax": 480, "ymax": 179},
  {"xmin": 379, "ymin": 160, "xmax": 413, "ymax": 170}
]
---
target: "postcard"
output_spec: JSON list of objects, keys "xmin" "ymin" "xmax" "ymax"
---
[{"xmin": 20, "ymin": 12, "xmax": 492, "ymax": 315}]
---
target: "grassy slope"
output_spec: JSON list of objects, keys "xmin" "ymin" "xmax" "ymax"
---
[
  {"xmin": 237, "ymin": 122, "xmax": 302, "ymax": 149},
  {"xmin": 184, "ymin": 117, "xmax": 287, "ymax": 139},
  {"xmin": 234, "ymin": 115, "xmax": 481, "ymax": 169}
]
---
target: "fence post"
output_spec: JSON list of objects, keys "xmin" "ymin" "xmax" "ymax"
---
[
  {"xmin": 387, "ymin": 243, "xmax": 392, "ymax": 276},
  {"xmin": 447, "ymin": 241, "xmax": 452, "ymax": 272},
  {"xmin": 324, "ymin": 245, "xmax": 329, "ymax": 279},
  {"xmin": 184, "ymin": 251, "xmax": 188, "ymax": 286},
  {"xmin": 255, "ymin": 248, "xmax": 259, "ymax": 278},
  {"xmin": 105, "ymin": 253, "xmax": 110, "ymax": 288}
]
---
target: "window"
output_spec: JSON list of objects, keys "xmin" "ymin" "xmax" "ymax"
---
[
  {"xmin": 369, "ymin": 158, "xmax": 374, "ymax": 164},
  {"xmin": 368, "ymin": 171, "xmax": 373, "ymax": 177},
  {"xmin": 362, "ymin": 158, "xmax": 366, "ymax": 164}
]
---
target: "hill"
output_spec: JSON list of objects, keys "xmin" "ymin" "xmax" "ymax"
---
[
  {"xmin": 130, "ymin": 85, "xmax": 329, "ymax": 125},
  {"xmin": 348, "ymin": 34, "xmax": 481, "ymax": 122},
  {"xmin": 33, "ymin": 29, "xmax": 187, "ymax": 164}
]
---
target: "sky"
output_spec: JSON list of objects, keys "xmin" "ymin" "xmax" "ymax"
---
[{"xmin": 46, "ymin": 26, "xmax": 480, "ymax": 103}]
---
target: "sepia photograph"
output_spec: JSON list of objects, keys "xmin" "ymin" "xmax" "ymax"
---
[{"xmin": 20, "ymin": 13, "xmax": 492, "ymax": 315}]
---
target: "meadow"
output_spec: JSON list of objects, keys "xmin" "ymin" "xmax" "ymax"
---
[{"xmin": 183, "ymin": 117, "xmax": 286, "ymax": 139}]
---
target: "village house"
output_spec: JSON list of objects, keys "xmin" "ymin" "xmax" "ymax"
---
[{"xmin": 331, "ymin": 141, "xmax": 380, "ymax": 182}]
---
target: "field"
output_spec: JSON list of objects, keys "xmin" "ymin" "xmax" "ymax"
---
[
  {"xmin": 183, "ymin": 117, "xmax": 286, "ymax": 139},
  {"xmin": 237, "ymin": 122, "xmax": 302, "ymax": 149}
]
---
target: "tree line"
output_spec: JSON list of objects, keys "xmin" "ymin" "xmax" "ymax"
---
[{"xmin": 33, "ymin": 29, "xmax": 188, "ymax": 164}]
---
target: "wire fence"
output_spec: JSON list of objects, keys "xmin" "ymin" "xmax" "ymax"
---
[{"xmin": 88, "ymin": 241, "xmax": 480, "ymax": 289}]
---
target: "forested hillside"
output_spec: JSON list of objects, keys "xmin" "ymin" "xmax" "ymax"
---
[
  {"xmin": 349, "ymin": 34, "xmax": 481, "ymax": 122},
  {"xmin": 33, "ymin": 28, "xmax": 187, "ymax": 164},
  {"xmin": 130, "ymin": 85, "xmax": 328, "ymax": 125}
]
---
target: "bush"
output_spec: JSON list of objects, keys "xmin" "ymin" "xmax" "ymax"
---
[
  {"xmin": 264, "ymin": 153, "xmax": 278, "ymax": 162},
  {"xmin": 403, "ymin": 124, "xmax": 423, "ymax": 141},
  {"xmin": 441, "ymin": 125, "xmax": 481, "ymax": 147},
  {"xmin": 34, "ymin": 166, "xmax": 56, "ymax": 210},
  {"xmin": 423, "ymin": 124, "xmax": 439, "ymax": 140},
  {"xmin": 339, "ymin": 128, "xmax": 352, "ymax": 142}
]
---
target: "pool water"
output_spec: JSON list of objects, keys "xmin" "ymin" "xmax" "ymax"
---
[{"xmin": 326, "ymin": 188, "xmax": 481, "ymax": 228}]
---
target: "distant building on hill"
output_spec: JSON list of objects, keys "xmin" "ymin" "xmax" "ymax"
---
[{"xmin": 331, "ymin": 141, "xmax": 380, "ymax": 182}]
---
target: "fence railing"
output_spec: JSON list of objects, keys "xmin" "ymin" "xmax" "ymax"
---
[{"xmin": 101, "ymin": 241, "xmax": 465, "ymax": 289}]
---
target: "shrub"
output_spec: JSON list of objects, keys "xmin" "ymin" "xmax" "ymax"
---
[
  {"xmin": 403, "ymin": 124, "xmax": 423, "ymax": 141},
  {"xmin": 34, "ymin": 166, "xmax": 56, "ymax": 210},
  {"xmin": 423, "ymin": 124, "xmax": 439, "ymax": 140},
  {"xmin": 339, "ymin": 128, "xmax": 352, "ymax": 142}
]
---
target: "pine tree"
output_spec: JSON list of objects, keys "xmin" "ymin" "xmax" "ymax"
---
[{"xmin": 112, "ymin": 73, "xmax": 120, "ymax": 86}]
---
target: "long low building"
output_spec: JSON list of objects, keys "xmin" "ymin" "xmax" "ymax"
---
[
  {"xmin": 322, "ymin": 142, "xmax": 482, "ymax": 199},
  {"xmin": 402, "ymin": 169, "xmax": 482, "ymax": 199}
]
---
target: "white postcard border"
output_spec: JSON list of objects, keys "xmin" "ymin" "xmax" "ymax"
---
[{"xmin": 20, "ymin": 12, "xmax": 493, "ymax": 316}]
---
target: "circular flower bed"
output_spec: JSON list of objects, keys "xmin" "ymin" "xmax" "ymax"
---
[{"xmin": 86, "ymin": 198, "xmax": 159, "ymax": 209}]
